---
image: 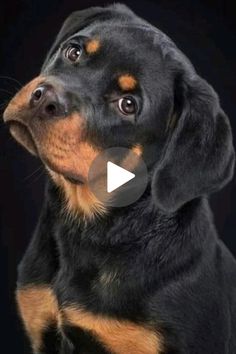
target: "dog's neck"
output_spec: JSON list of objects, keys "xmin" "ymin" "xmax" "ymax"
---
[
  {"xmin": 42, "ymin": 179, "xmax": 218, "ymax": 300},
  {"xmin": 46, "ymin": 179, "xmax": 216, "ymax": 250}
]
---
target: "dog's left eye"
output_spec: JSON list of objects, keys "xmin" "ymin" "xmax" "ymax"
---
[{"xmin": 65, "ymin": 45, "xmax": 82, "ymax": 63}]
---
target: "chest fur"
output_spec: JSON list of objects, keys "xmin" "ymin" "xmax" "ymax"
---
[{"xmin": 16, "ymin": 285, "xmax": 163, "ymax": 354}]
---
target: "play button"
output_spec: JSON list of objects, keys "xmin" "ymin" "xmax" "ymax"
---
[
  {"xmin": 107, "ymin": 161, "xmax": 135, "ymax": 193},
  {"xmin": 88, "ymin": 147, "xmax": 148, "ymax": 208}
]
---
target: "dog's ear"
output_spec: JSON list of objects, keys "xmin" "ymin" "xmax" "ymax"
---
[{"xmin": 152, "ymin": 71, "xmax": 235, "ymax": 213}]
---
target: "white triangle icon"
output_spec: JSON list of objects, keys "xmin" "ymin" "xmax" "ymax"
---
[{"xmin": 107, "ymin": 161, "xmax": 135, "ymax": 193}]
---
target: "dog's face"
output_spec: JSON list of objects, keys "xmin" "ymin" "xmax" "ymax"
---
[
  {"xmin": 3, "ymin": 4, "xmax": 235, "ymax": 217},
  {"xmin": 3, "ymin": 11, "xmax": 169, "ymax": 176}
]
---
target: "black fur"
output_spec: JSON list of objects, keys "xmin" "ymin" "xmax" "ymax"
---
[
  {"xmin": 8, "ymin": 3, "xmax": 236, "ymax": 353},
  {"xmin": 41, "ymin": 322, "xmax": 62, "ymax": 354},
  {"xmin": 62, "ymin": 325, "xmax": 110, "ymax": 354}
]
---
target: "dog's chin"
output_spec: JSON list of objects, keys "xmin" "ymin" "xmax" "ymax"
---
[
  {"xmin": 7, "ymin": 121, "xmax": 38, "ymax": 156},
  {"xmin": 7, "ymin": 121, "xmax": 84, "ymax": 185},
  {"xmin": 43, "ymin": 158, "xmax": 85, "ymax": 186},
  {"xmin": 55, "ymin": 170, "xmax": 85, "ymax": 185}
]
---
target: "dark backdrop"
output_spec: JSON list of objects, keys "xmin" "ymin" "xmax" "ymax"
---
[{"xmin": 0, "ymin": 0, "xmax": 235, "ymax": 352}]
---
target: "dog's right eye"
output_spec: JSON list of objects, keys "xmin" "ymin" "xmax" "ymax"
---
[
  {"xmin": 64, "ymin": 45, "xmax": 82, "ymax": 63},
  {"xmin": 118, "ymin": 97, "xmax": 137, "ymax": 116}
]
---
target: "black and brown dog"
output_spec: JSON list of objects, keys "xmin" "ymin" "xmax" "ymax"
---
[{"xmin": 3, "ymin": 3, "xmax": 236, "ymax": 354}]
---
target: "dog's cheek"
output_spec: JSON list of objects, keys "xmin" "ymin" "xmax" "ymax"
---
[
  {"xmin": 48, "ymin": 170, "xmax": 106, "ymax": 219},
  {"xmin": 36, "ymin": 113, "xmax": 95, "ymax": 177}
]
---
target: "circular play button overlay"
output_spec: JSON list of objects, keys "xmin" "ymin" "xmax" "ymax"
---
[{"xmin": 88, "ymin": 147, "xmax": 148, "ymax": 208}]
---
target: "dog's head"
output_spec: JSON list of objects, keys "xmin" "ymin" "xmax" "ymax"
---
[{"xmin": 3, "ymin": 4, "xmax": 235, "ymax": 217}]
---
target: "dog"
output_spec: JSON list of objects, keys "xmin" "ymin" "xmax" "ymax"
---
[{"xmin": 3, "ymin": 3, "xmax": 236, "ymax": 354}]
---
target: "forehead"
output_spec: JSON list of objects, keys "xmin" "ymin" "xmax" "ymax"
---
[
  {"xmin": 64, "ymin": 23, "xmax": 163, "ymax": 69},
  {"xmin": 43, "ymin": 20, "xmax": 167, "ymax": 98}
]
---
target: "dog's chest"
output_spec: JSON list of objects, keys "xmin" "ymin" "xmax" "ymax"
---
[
  {"xmin": 17, "ymin": 284, "xmax": 163, "ymax": 354},
  {"xmin": 61, "ymin": 305, "xmax": 163, "ymax": 354},
  {"xmin": 41, "ymin": 223, "xmax": 164, "ymax": 353}
]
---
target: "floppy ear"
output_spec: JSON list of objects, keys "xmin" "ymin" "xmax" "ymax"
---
[{"xmin": 152, "ymin": 72, "xmax": 235, "ymax": 213}]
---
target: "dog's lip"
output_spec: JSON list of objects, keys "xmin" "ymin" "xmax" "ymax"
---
[
  {"xmin": 6, "ymin": 120, "xmax": 38, "ymax": 156},
  {"xmin": 64, "ymin": 174, "xmax": 85, "ymax": 185},
  {"xmin": 44, "ymin": 158, "xmax": 85, "ymax": 185},
  {"xmin": 5, "ymin": 118, "xmax": 85, "ymax": 186}
]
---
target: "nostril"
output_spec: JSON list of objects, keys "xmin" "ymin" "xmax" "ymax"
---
[
  {"xmin": 45, "ymin": 103, "xmax": 58, "ymax": 116},
  {"xmin": 30, "ymin": 84, "xmax": 67, "ymax": 118}
]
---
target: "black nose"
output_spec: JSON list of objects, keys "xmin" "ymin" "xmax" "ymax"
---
[{"xmin": 30, "ymin": 85, "xmax": 67, "ymax": 118}]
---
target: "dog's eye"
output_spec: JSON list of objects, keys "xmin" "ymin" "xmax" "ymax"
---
[
  {"xmin": 118, "ymin": 97, "xmax": 137, "ymax": 115},
  {"xmin": 65, "ymin": 45, "xmax": 82, "ymax": 63}
]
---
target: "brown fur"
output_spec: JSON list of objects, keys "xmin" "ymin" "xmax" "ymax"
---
[
  {"xmin": 119, "ymin": 144, "xmax": 143, "ymax": 173},
  {"xmin": 132, "ymin": 144, "xmax": 143, "ymax": 157},
  {"xmin": 44, "ymin": 123, "xmax": 106, "ymax": 218},
  {"xmin": 85, "ymin": 39, "xmax": 101, "ymax": 54},
  {"xmin": 40, "ymin": 114, "xmax": 98, "ymax": 178},
  {"xmin": 118, "ymin": 74, "xmax": 137, "ymax": 91},
  {"xmin": 49, "ymin": 169, "xmax": 106, "ymax": 218},
  {"xmin": 3, "ymin": 76, "xmax": 46, "ymax": 120},
  {"xmin": 4, "ymin": 77, "xmax": 105, "ymax": 218},
  {"xmin": 16, "ymin": 286, "xmax": 59, "ymax": 352},
  {"xmin": 16, "ymin": 286, "xmax": 163, "ymax": 353},
  {"xmin": 62, "ymin": 307, "xmax": 163, "ymax": 354},
  {"xmin": 47, "ymin": 143, "xmax": 144, "ymax": 218}
]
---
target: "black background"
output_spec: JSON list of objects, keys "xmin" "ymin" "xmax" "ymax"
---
[{"xmin": 0, "ymin": 0, "xmax": 235, "ymax": 352}]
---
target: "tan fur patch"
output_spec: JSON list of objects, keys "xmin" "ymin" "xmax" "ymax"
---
[
  {"xmin": 85, "ymin": 39, "xmax": 101, "ymax": 54},
  {"xmin": 49, "ymin": 169, "xmax": 106, "ymax": 219},
  {"xmin": 118, "ymin": 74, "xmax": 137, "ymax": 91},
  {"xmin": 41, "ymin": 114, "xmax": 96, "ymax": 178},
  {"xmin": 119, "ymin": 144, "xmax": 143, "ymax": 174},
  {"xmin": 16, "ymin": 286, "xmax": 59, "ymax": 352},
  {"xmin": 132, "ymin": 144, "xmax": 143, "ymax": 157},
  {"xmin": 47, "ymin": 143, "xmax": 143, "ymax": 218},
  {"xmin": 3, "ymin": 76, "xmax": 45, "ymax": 122},
  {"xmin": 62, "ymin": 307, "xmax": 163, "ymax": 354},
  {"xmin": 45, "ymin": 126, "xmax": 106, "ymax": 219}
]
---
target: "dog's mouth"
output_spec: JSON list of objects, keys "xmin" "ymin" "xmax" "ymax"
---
[
  {"xmin": 6, "ymin": 120, "xmax": 85, "ymax": 185},
  {"xmin": 44, "ymin": 158, "xmax": 85, "ymax": 185},
  {"xmin": 7, "ymin": 120, "xmax": 38, "ymax": 156}
]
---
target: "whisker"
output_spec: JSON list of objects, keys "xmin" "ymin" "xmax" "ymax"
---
[
  {"xmin": 30, "ymin": 169, "xmax": 45, "ymax": 184},
  {"xmin": 0, "ymin": 88, "xmax": 15, "ymax": 96},
  {"xmin": 0, "ymin": 100, "xmax": 9, "ymax": 110},
  {"xmin": 0, "ymin": 75, "xmax": 23, "ymax": 88},
  {"xmin": 23, "ymin": 165, "xmax": 44, "ymax": 182}
]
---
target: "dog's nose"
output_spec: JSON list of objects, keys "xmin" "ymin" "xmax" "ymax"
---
[{"xmin": 30, "ymin": 85, "xmax": 67, "ymax": 118}]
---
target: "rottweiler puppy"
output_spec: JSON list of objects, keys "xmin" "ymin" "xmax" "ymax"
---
[{"xmin": 3, "ymin": 3, "xmax": 236, "ymax": 354}]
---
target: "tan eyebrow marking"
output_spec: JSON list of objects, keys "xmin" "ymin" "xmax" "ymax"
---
[
  {"xmin": 132, "ymin": 144, "xmax": 143, "ymax": 157},
  {"xmin": 85, "ymin": 39, "xmax": 101, "ymax": 54},
  {"xmin": 118, "ymin": 74, "xmax": 138, "ymax": 91}
]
